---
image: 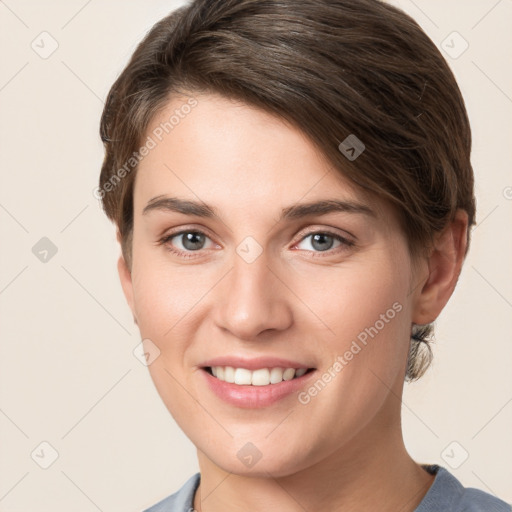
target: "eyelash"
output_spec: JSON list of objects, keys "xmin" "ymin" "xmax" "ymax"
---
[{"xmin": 158, "ymin": 228, "xmax": 355, "ymax": 259}]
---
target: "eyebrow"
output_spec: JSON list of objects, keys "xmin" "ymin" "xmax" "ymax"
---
[{"xmin": 142, "ymin": 195, "xmax": 375, "ymax": 220}]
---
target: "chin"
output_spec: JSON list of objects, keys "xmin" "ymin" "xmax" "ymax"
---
[{"xmin": 201, "ymin": 436, "xmax": 319, "ymax": 479}]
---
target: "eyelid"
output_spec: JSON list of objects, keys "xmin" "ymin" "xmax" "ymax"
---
[
  {"xmin": 292, "ymin": 225, "xmax": 355, "ymax": 246},
  {"xmin": 158, "ymin": 224, "xmax": 219, "ymax": 243}
]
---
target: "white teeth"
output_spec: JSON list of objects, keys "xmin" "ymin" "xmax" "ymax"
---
[
  {"xmin": 269, "ymin": 367, "xmax": 284, "ymax": 384},
  {"xmin": 234, "ymin": 368, "xmax": 252, "ymax": 385},
  {"xmin": 209, "ymin": 366, "xmax": 310, "ymax": 385},
  {"xmin": 224, "ymin": 366, "xmax": 235, "ymax": 383},
  {"xmin": 251, "ymin": 368, "xmax": 270, "ymax": 386},
  {"xmin": 282, "ymin": 368, "xmax": 296, "ymax": 381}
]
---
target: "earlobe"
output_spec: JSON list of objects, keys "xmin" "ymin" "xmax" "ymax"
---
[{"xmin": 412, "ymin": 210, "xmax": 469, "ymax": 325}]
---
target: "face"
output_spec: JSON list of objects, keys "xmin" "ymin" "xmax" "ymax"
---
[{"xmin": 120, "ymin": 92, "xmax": 424, "ymax": 477}]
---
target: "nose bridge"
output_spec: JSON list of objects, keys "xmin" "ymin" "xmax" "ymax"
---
[{"xmin": 214, "ymin": 248, "xmax": 292, "ymax": 339}]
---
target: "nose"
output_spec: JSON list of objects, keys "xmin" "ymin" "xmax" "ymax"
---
[{"xmin": 213, "ymin": 251, "xmax": 293, "ymax": 341}]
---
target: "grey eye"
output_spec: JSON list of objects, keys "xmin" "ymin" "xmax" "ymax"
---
[
  {"xmin": 296, "ymin": 233, "xmax": 342, "ymax": 252},
  {"xmin": 179, "ymin": 232, "xmax": 207, "ymax": 251},
  {"xmin": 310, "ymin": 233, "xmax": 335, "ymax": 251}
]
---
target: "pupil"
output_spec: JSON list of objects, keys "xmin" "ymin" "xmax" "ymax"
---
[
  {"xmin": 183, "ymin": 232, "xmax": 205, "ymax": 250},
  {"xmin": 312, "ymin": 233, "xmax": 333, "ymax": 251}
]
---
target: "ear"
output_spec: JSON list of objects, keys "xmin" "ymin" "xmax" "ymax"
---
[
  {"xmin": 116, "ymin": 230, "xmax": 137, "ymax": 325},
  {"xmin": 412, "ymin": 209, "xmax": 469, "ymax": 325}
]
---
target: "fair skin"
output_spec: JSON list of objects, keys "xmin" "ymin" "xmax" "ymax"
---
[{"xmin": 117, "ymin": 93, "xmax": 468, "ymax": 511}]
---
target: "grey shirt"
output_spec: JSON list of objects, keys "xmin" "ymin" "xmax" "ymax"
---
[{"xmin": 143, "ymin": 464, "xmax": 510, "ymax": 511}]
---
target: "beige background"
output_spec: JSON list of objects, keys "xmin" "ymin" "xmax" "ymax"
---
[{"xmin": 0, "ymin": 0, "xmax": 511, "ymax": 510}]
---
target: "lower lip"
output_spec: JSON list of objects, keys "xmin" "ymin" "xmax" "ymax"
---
[{"xmin": 201, "ymin": 368, "xmax": 315, "ymax": 408}]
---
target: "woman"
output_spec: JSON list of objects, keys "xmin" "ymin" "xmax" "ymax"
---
[{"xmin": 97, "ymin": 0, "xmax": 510, "ymax": 510}]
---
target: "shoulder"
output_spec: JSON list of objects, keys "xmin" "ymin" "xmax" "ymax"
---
[
  {"xmin": 460, "ymin": 488, "xmax": 511, "ymax": 512},
  {"xmin": 142, "ymin": 473, "xmax": 200, "ymax": 512},
  {"xmin": 458, "ymin": 484, "xmax": 511, "ymax": 512},
  {"xmin": 416, "ymin": 465, "xmax": 510, "ymax": 512}
]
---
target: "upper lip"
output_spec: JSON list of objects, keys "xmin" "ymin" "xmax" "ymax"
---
[{"xmin": 200, "ymin": 356, "xmax": 315, "ymax": 371}]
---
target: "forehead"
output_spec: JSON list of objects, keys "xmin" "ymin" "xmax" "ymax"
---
[{"xmin": 133, "ymin": 92, "xmax": 388, "ymax": 219}]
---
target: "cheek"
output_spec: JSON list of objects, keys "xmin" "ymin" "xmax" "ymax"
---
[
  {"xmin": 129, "ymin": 256, "xmax": 212, "ymax": 424},
  {"xmin": 130, "ymin": 250, "xmax": 209, "ymax": 335},
  {"xmin": 292, "ymin": 247, "xmax": 412, "ymax": 406},
  {"xmin": 282, "ymin": 255, "xmax": 412, "ymax": 458},
  {"xmin": 129, "ymin": 247, "xmax": 225, "ymax": 390},
  {"xmin": 292, "ymin": 251, "xmax": 410, "ymax": 347}
]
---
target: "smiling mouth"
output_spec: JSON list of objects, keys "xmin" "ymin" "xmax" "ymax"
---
[{"xmin": 203, "ymin": 366, "xmax": 315, "ymax": 386}]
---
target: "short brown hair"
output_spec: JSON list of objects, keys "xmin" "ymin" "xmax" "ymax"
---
[{"xmin": 98, "ymin": 0, "xmax": 476, "ymax": 380}]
